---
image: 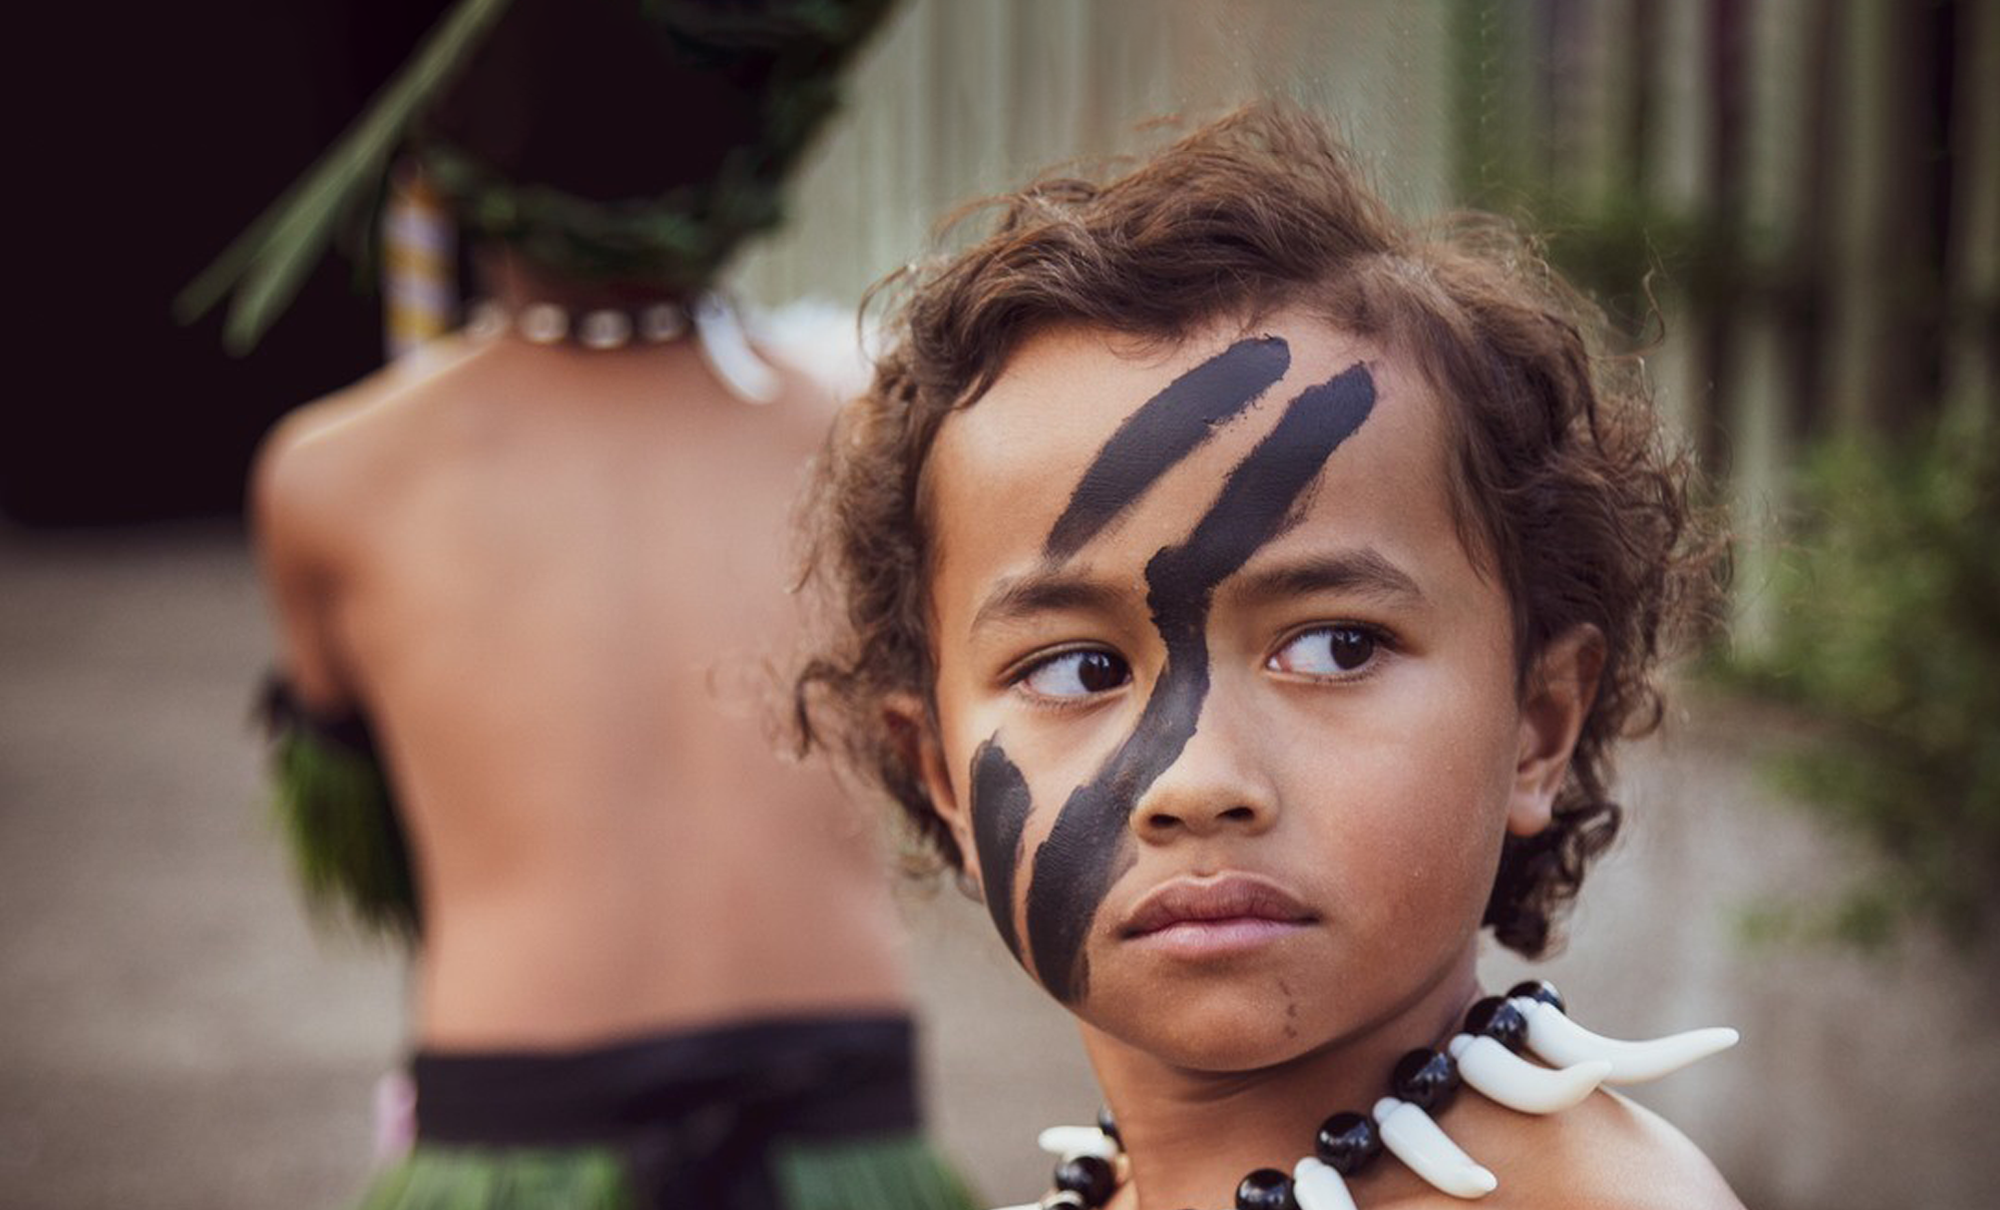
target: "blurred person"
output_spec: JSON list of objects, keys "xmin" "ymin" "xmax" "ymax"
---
[
  {"xmin": 799, "ymin": 104, "xmax": 1745, "ymax": 1209},
  {"xmin": 183, "ymin": 2, "xmax": 973, "ymax": 1208}
]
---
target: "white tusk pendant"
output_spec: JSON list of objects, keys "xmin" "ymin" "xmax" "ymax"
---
[
  {"xmin": 1371, "ymin": 1097, "xmax": 1498, "ymax": 1199},
  {"xmin": 1446, "ymin": 1033, "xmax": 1611, "ymax": 1113},
  {"xmin": 1292, "ymin": 1157, "xmax": 1360, "ymax": 1210},
  {"xmin": 1515, "ymin": 997, "xmax": 1740, "ymax": 1085},
  {"xmin": 1036, "ymin": 1125, "xmax": 1119, "ymax": 1161},
  {"xmin": 693, "ymin": 292, "xmax": 782, "ymax": 404}
]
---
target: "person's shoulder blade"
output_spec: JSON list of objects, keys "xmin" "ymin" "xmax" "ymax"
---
[{"xmin": 252, "ymin": 336, "xmax": 485, "ymax": 539}]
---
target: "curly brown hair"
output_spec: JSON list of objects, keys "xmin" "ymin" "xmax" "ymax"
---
[{"xmin": 797, "ymin": 103, "xmax": 1722, "ymax": 958}]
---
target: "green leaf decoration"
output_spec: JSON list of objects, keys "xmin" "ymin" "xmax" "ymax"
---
[
  {"xmin": 266, "ymin": 709, "xmax": 421, "ymax": 943},
  {"xmin": 773, "ymin": 1132, "xmax": 979, "ymax": 1210},
  {"xmin": 358, "ymin": 1146, "xmax": 634, "ymax": 1210},
  {"xmin": 177, "ymin": 0, "xmax": 897, "ymax": 353},
  {"xmin": 175, "ymin": 0, "xmax": 516, "ymax": 353}
]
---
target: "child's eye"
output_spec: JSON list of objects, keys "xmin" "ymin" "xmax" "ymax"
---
[
  {"xmin": 1268, "ymin": 624, "xmax": 1384, "ymax": 677},
  {"xmin": 1016, "ymin": 649, "xmax": 1132, "ymax": 699}
]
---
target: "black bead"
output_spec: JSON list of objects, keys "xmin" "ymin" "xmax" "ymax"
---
[
  {"xmin": 1054, "ymin": 1155, "xmax": 1117, "ymax": 1207},
  {"xmin": 1506, "ymin": 978, "xmax": 1565, "ymax": 1014},
  {"xmin": 1391, "ymin": 1047, "xmax": 1461, "ymax": 1114},
  {"xmin": 1464, "ymin": 994, "xmax": 1530, "ymax": 1053},
  {"xmin": 1314, "ymin": 1111, "xmax": 1382, "ymax": 1176},
  {"xmin": 1234, "ymin": 1168, "xmax": 1296, "ymax": 1210},
  {"xmin": 1097, "ymin": 1105, "xmax": 1121, "ymax": 1145}
]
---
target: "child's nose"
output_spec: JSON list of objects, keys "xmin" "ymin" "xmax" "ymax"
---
[{"xmin": 1127, "ymin": 696, "xmax": 1279, "ymax": 841}]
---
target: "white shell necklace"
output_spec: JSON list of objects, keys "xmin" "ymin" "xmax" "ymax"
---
[
  {"xmin": 464, "ymin": 291, "xmax": 782, "ymax": 404},
  {"xmin": 1003, "ymin": 982, "xmax": 1738, "ymax": 1210}
]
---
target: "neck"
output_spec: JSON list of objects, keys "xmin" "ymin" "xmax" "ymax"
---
[
  {"xmin": 473, "ymin": 246, "xmax": 690, "ymax": 312},
  {"xmin": 1083, "ymin": 955, "xmax": 1481, "ymax": 1210}
]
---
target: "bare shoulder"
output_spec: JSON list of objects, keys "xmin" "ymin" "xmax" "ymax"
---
[
  {"xmin": 1492, "ymin": 1090, "xmax": 1743, "ymax": 1210},
  {"xmin": 251, "ymin": 336, "xmax": 480, "ymax": 538},
  {"xmin": 1371, "ymin": 1088, "xmax": 1740, "ymax": 1210},
  {"xmin": 251, "ymin": 393, "xmax": 363, "ymax": 523}
]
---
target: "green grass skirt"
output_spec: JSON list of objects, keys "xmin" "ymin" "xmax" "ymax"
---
[{"xmin": 356, "ymin": 1131, "xmax": 977, "ymax": 1210}]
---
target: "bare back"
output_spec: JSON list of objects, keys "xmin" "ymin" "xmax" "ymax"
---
[{"xmin": 254, "ymin": 335, "xmax": 908, "ymax": 1048}]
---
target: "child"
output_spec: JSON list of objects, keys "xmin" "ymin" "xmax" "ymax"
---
[{"xmin": 800, "ymin": 105, "xmax": 1742, "ymax": 1209}]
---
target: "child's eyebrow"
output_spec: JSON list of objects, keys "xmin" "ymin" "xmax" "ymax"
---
[
  {"xmin": 971, "ymin": 568, "xmax": 1128, "ymax": 632},
  {"xmin": 1225, "ymin": 548, "xmax": 1428, "ymax": 608}
]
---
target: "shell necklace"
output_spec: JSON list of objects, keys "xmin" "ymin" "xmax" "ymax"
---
[{"xmin": 1009, "ymin": 981, "xmax": 1737, "ymax": 1210}]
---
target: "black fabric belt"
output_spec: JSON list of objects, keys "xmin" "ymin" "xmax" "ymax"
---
[
  {"xmin": 261, "ymin": 675, "xmax": 379, "ymax": 755},
  {"xmin": 411, "ymin": 1014, "xmax": 923, "ymax": 1149}
]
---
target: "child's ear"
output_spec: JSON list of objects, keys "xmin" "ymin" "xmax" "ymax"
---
[
  {"xmin": 882, "ymin": 692, "xmax": 976, "ymax": 872},
  {"xmin": 1508, "ymin": 624, "xmax": 1606, "ymax": 838}
]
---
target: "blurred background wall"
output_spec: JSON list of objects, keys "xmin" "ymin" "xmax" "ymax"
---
[
  {"xmin": 5, "ymin": 1, "xmax": 1996, "ymax": 1208},
  {"xmin": 9, "ymin": 2, "xmax": 451, "ymax": 525}
]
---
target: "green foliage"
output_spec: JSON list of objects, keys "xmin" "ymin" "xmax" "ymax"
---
[
  {"xmin": 1727, "ymin": 417, "xmax": 2000, "ymax": 947},
  {"xmin": 359, "ymin": 1145, "xmax": 634, "ymax": 1210},
  {"xmin": 353, "ymin": 1131, "xmax": 975, "ymax": 1210},
  {"xmin": 270, "ymin": 725, "xmax": 421, "ymax": 943},
  {"xmin": 775, "ymin": 1132, "xmax": 979, "ymax": 1210}
]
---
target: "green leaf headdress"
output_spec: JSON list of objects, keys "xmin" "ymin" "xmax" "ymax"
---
[{"xmin": 177, "ymin": 0, "xmax": 896, "ymax": 353}]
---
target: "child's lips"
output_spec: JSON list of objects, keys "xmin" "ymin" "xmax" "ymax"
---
[{"xmin": 1119, "ymin": 874, "xmax": 1317, "ymax": 954}]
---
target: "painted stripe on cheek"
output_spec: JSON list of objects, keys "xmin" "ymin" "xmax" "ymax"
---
[{"xmin": 969, "ymin": 737, "xmax": 1033, "ymax": 960}]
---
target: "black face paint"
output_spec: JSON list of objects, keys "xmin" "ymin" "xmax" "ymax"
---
[
  {"xmin": 1023, "ymin": 363, "xmax": 1378, "ymax": 1003},
  {"xmin": 969, "ymin": 737, "xmax": 1033, "ymax": 958},
  {"xmin": 966, "ymin": 335, "xmax": 1289, "ymax": 974},
  {"xmin": 1043, "ymin": 336, "xmax": 1292, "ymax": 562}
]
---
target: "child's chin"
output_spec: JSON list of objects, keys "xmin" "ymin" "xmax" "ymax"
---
[
  {"xmin": 1139, "ymin": 1021, "xmax": 1319, "ymax": 1073},
  {"xmin": 1090, "ymin": 994, "xmax": 1324, "ymax": 1073}
]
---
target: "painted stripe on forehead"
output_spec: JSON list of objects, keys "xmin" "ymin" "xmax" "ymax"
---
[
  {"xmin": 1024, "ymin": 362, "xmax": 1378, "ymax": 1004},
  {"xmin": 1147, "ymin": 362, "xmax": 1378, "ymax": 599},
  {"xmin": 1043, "ymin": 335, "xmax": 1291, "ymax": 562}
]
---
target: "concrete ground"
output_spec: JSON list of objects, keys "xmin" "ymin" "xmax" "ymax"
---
[{"xmin": 3, "ymin": 524, "xmax": 1997, "ymax": 1209}]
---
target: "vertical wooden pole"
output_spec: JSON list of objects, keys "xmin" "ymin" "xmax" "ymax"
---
[
  {"xmin": 1692, "ymin": 0, "xmax": 1749, "ymax": 479},
  {"xmin": 1624, "ymin": 0, "xmax": 1661, "ymax": 200},
  {"xmin": 1729, "ymin": 0, "xmax": 1817, "ymax": 656},
  {"xmin": 1776, "ymin": 0, "xmax": 1840, "ymax": 443},
  {"xmin": 1943, "ymin": 0, "xmax": 2000, "ymax": 436},
  {"xmin": 1828, "ymin": 0, "xmax": 1896, "ymax": 432},
  {"xmin": 1452, "ymin": 0, "xmax": 1528, "ymax": 207}
]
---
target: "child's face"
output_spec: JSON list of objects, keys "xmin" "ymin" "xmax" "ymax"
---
[{"xmin": 912, "ymin": 311, "xmax": 1568, "ymax": 1072}]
